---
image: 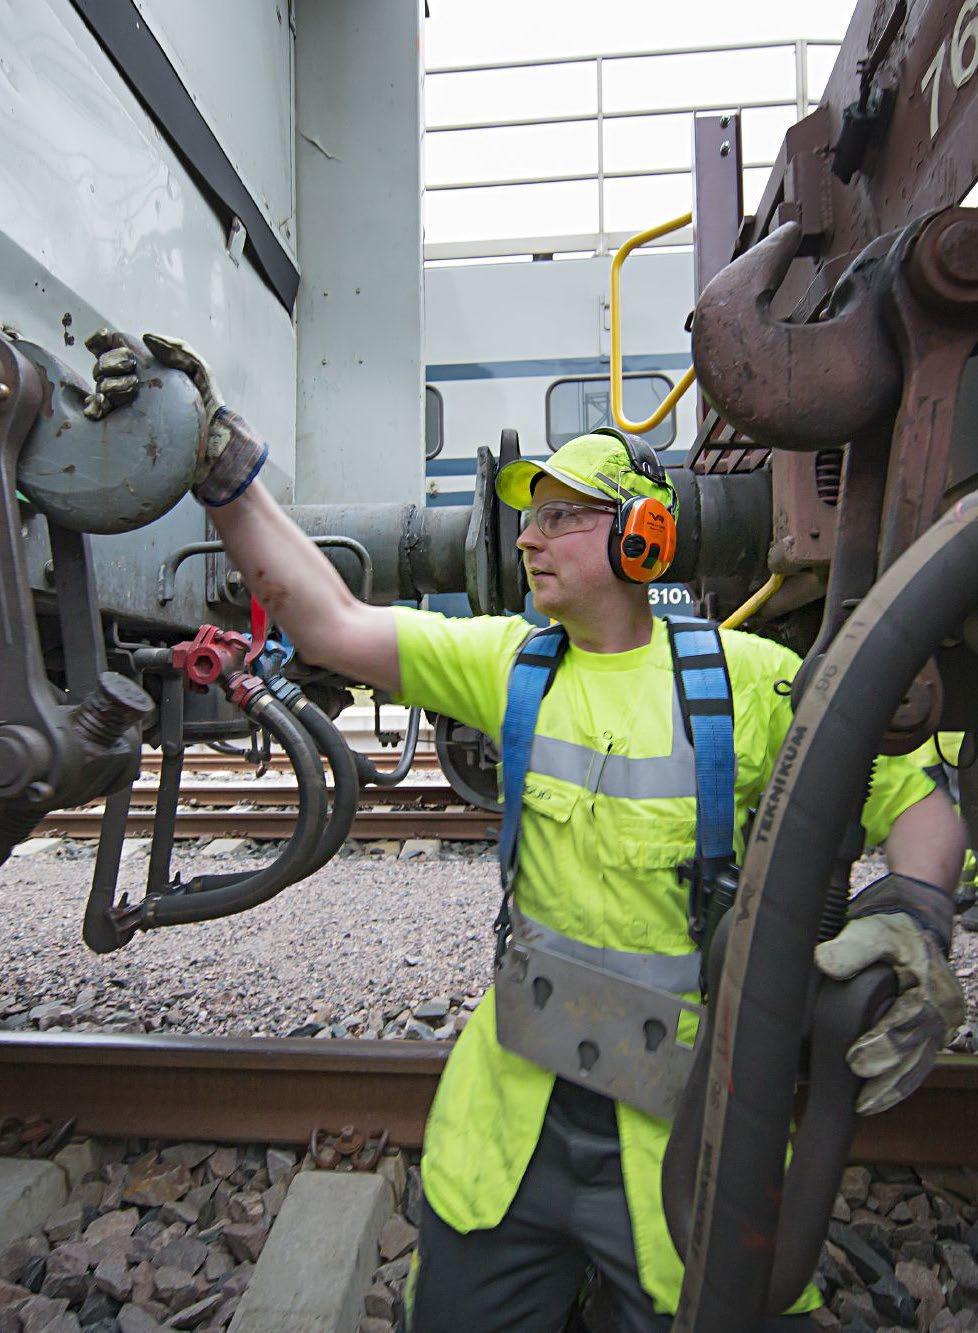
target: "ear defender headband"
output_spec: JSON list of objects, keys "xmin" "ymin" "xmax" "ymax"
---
[{"xmin": 593, "ymin": 427, "xmax": 678, "ymax": 585}]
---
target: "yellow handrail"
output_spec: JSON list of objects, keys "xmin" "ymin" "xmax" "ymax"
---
[
  {"xmin": 610, "ymin": 212, "xmax": 694, "ymax": 434},
  {"xmin": 721, "ymin": 574, "xmax": 785, "ymax": 629}
]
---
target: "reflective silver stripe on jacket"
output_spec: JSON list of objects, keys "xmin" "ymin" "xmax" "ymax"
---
[
  {"xmin": 527, "ymin": 685, "xmax": 697, "ymax": 799},
  {"xmin": 512, "ymin": 907, "xmax": 701, "ymax": 995}
]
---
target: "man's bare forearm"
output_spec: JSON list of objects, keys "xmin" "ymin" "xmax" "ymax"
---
[
  {"xmin": 208, "ymin": 481, "xmax": 400, "ymax": 691},
  {"xmin": 884, "ymin": 789, "xmax": 966, "ymax": 894}
]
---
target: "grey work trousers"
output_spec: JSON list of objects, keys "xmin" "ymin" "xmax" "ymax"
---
[{"xmin": 405, "ymin": 1090, "xmax": 816, "ymax": 1333}]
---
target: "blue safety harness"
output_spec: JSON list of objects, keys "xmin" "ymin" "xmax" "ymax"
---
[{"xmin": 494, "ymin": 615, "xmax": 736, "ymax": 968}]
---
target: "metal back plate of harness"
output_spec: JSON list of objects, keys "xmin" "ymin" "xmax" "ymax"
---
[{"xmin": 493, "ymin": 616, "xmax": 736, "ymax": 1119}]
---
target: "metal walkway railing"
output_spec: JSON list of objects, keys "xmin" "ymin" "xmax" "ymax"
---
[{"xmin": 424, "ymin": 38, "xmax": 840, "ymax": 262}]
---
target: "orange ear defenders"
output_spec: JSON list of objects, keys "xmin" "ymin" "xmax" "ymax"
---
[{"xmin": 593, "ymin": 427, "xmax": 678, "ymax": 584}]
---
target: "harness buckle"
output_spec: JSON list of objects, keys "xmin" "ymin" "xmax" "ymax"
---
[{"xmin": 679, "ymin": 857, "xmax": 709, "ymax": 947}]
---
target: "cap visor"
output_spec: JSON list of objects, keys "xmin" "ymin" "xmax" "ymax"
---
[{"xmin": 495, "ymin": 458, "xmax": 613, "ymax": 510}]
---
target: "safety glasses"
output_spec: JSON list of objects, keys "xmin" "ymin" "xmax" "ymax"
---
[{"xmin": 520, "ymin": 499, "xmax": 617, "ymax": 540}]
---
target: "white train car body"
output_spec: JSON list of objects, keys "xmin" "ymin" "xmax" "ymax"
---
[{"xmin": 423, "ymin": 250, "xmax": 697, "ymax": 616}]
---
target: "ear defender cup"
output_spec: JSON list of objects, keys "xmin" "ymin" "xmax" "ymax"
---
[{"xmin": 608, "ymin": 494, "xmax": 678, "ymax": 583}]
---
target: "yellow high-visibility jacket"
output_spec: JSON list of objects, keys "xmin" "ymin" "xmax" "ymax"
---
[{"xmin": 393, "ymin": 608, "xmax": 934, "ymax": 1313}]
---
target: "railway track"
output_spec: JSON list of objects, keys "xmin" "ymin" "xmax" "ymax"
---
[
  {"xmin": 0, "ymin": 1034, "xmax": 974, "ymax": 1164},
  {"xmin": 37, "ymin": 805, "xmax": 500, "ymax": 841},
  {"xmin": 138, "ymin": 749, "xmax": 442, "ymax": 774}
]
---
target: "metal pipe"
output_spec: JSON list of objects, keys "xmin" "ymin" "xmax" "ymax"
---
[
  {"xmin": 426, "ymin": 38, "xmax": 837, "ymax": 77},
  {"xmin": 354, "ymin": 707, "xmax": 422, "ymax": 787},
  {"xmin": 158, "ymin": 535, "xmax": 374, "ymax": 606},
  {"xmin": 283, "ymin": 504, "xmax": 469, "ymax": 604},
  {"xmin": 664, "ymin": 468, "xmax": 772, "ymax": 586}
]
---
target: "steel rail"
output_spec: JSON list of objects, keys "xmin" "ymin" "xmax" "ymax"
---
[
  {"xmin": 121, "ymin": 783, "xmax": 462, "ymax": 809},
  {"xmin": 36, "ymin": 807, "xmax": 500, "ymax": 840},
  {"xmin": 0, "ymin": 1034, "xmax": 445, "ymax": 1149},
  {"xmin": 137, "ymin": 751, "xmax": 441, "ymax": 774},
  {"xmin": 0, "ymin": 1034, "xmax": 972, "ymax": 1164}
]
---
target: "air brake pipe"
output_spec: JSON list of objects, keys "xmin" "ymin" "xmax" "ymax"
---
[
  {"xmin": 670, "ymin": 492, "xmax": 978, "ymax": 1331},
  {"xmin": 185, "ymin": 686, "xmax": 361, "ymax": 894},
  {"xmin": 128, "ymin": 683, "xmax": 328, "ymax": 929},
  {"xmin": 353, "ymin": 707, "xmax": 422, "ymax": 787}
]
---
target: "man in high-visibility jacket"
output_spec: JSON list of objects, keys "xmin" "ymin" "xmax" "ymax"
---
[{"xmin": 88, "ymin": 338, "xmax": 967, "ymax": 1332}]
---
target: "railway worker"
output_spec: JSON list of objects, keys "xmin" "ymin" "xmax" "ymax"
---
[
  {"xmin": 909, "ymin": 732, "xmax": 977, "ymax": 891},
  {"xmin": 88, "ymin": 336, "xmax": 967, "ymax": 1333}
]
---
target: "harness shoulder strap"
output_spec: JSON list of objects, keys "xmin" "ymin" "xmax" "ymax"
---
[
  {"xmin": 665, "ymin": 615, "xmax": 736, "ymax": 869},
  {"xmin": 495, "ymin": 623, "xmax": 569, "ymax": 961}
]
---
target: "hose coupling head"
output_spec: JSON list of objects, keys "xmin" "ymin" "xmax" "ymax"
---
[
  {"xmin": 171, "ymin": 625, "xmax": 250, "ymax": 691},
  {"xmin": 225, "ymin": 671, "xmax": 269, "ymax": 712},
  {"xmin": 264, "ymin": 675, "xmax": 304, "ymax": 710}
]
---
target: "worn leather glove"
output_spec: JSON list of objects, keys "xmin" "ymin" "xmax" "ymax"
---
[
  {"xmin": 814, "ymin": 873, "xmax": 965, "ymax": 1115},
  {"xmin": 83, "ymin": 329, "xmax": 267, "ymax": 506},
  {"xmin": 82, "ymin": 329, "xmax": 149, "ymax": 417}
]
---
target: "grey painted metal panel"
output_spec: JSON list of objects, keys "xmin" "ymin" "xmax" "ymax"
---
[
  {"xmin": 294, "ymin": 0, "xmax": 425, "ymax": 506},
  {"xmin": 0, "ymin": 0, "xmax": 296, "ymax": 498},
  {"xmin": 132, "ymin": 0, "xmax": 297, "ymax": 264}
]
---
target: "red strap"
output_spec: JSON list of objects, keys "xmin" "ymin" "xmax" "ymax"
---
[{"xmin": 246, "ymin": 596, "xmax": 269, "ymax": 666}]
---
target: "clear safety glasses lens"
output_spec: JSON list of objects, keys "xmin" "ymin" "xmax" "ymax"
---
[{"xmin": 521, "ymin": 502, "xmax": 615, "ymax": 539}]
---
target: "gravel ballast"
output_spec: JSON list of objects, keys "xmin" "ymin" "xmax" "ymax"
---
[
  {"xmin": 1, "ymin": 842, "xmax": 977, "ymax": 1045},
  {"xmin": 0, "ymin": 842, "xmax": 499, "ymax": 1039}
]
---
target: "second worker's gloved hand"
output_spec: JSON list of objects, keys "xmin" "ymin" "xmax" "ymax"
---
[
  {"xmin": 84, "ymin": 329, "xmax": 267, "ymax": 506},
  {"xmin": 814, "ymin": 873, "xmax": 965, "ymax": 1116}
]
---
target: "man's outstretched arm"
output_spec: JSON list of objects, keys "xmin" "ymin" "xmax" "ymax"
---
[
  {"xmin": 84, "ymin": 331, "xmax": 401, "ymax": 693},
  {"xmin": 209, "ymin": 481, "xmax": 400, "ymax": 693}
]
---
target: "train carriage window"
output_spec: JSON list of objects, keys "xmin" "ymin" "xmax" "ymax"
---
[
  {"xmin": 545, "ymin": 373, "xmax": 676, "ymax": 451},
  {"xmin": 426, "ymin": 385, "xmax": 445, "ymax": 460}
]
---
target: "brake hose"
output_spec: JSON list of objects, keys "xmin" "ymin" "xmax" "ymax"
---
[
  {"xmin": 672, "ymin": 493, "xmax": 978, "ymax": 1329},
  {"xmin": 353, "ymin": 706, "xmax": 422, "ymax": 787},
  {"xmin": 185, "ymin": 680, "xmax": 360, "ymax": 894},
  {"xmin": 132, "ymin": 680, "xmax": 328, "ymax": 928}
]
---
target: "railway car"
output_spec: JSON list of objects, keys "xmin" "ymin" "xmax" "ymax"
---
[{"xmin": 3, "ymin": 3, "xmax": 978, "ymax": 1330}]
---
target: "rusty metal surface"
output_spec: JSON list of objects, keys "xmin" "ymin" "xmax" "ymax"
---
[
  {"xmin": 693, "ymin": 222, "xmax": 902, "ymax": 451},
  {"xmin": 0, "ymin": 1034, "xmax": 447, "ymax": 1149},
  {"xmin": 745, "ymin": 2, "xmax": 978, "ymax": 304},
  {"xmin": 878, "ymin": 207, "xmax": 978, "ymax": 571},
  {"xmin": 0, "ymin": 1034, "xmax": 973, "ymax": 1164},
  {"xmin": 769, "ymin": 452, "xmax": 841, "ymax": 571}
]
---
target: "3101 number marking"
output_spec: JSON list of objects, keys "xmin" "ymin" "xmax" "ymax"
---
[{"xmin": 921, "ymin": 0, "xmax": 978, "ymax": 138}]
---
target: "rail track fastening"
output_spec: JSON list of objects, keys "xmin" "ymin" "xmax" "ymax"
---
[{"xmin": 0, "ymin": 1035, "xmax": 974, "ymax": 1164}]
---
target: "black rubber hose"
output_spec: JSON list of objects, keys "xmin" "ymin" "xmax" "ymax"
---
[
  {"xmin": 139, "ymin": 690, "xmax": 328, "ymax": 927},
  {"xmin": 672, "ymin": 493, "xmax": 978, "ymax": 1332},
  {"xmin": 663, "ymin": 917, "xmax": 896, "ymax": 1315},
  {"xmin": 188, "ymin": 694, "xmax": 360, "ymax": 892},
  {"xmin": 353, "ymin": 706, "xmax": 422, "ymax": 786}
]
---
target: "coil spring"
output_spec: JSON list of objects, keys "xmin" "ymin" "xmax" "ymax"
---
[{"xmin": 815, "ymin": 449, "xmax": 845, "ymax": 507}]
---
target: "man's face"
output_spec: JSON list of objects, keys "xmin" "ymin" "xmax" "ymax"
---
[{"xmin": 516, "ymin": 475, "xmax": 618, "ymax": 619}]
